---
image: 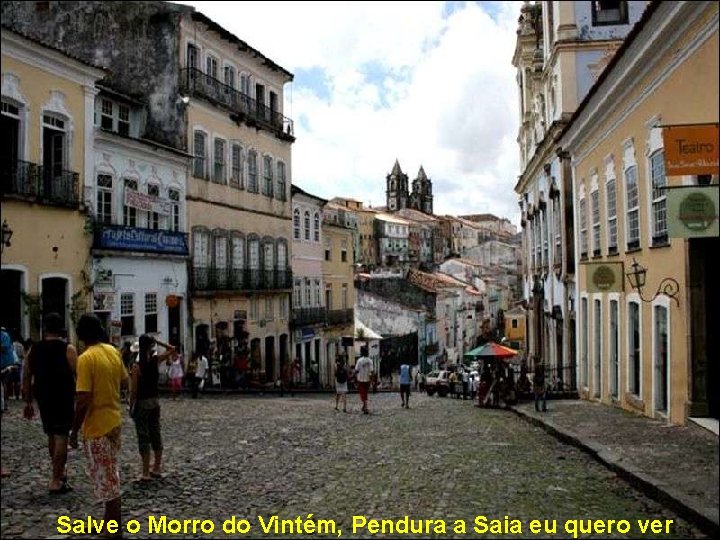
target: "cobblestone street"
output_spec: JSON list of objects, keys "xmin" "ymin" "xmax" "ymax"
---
[{"xmin": 0, "ymin": 393, "xmax": 708, "ymax": 539}]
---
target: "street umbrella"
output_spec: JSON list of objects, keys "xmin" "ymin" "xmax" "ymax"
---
[{"xmin": 473, "ymin": 341, "xmax": 518, "ymax": 360}]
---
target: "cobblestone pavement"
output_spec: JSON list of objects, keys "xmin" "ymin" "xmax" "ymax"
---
[{"xmin": 0, "ymin": 393, "xmax": 709, "ymax": 539}]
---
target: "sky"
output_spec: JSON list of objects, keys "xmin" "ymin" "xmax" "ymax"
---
[{"xmin": 174, "ymin": 1, "xmax": 522, "ymax": 225}]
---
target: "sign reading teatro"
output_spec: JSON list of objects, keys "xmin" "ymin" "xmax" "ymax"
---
[{"xmin": 662, "ymin": 124, "xmax": 719, "ymax": 176}]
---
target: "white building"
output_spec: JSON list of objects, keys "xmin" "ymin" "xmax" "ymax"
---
[{"xmin": 90, "ymin": 88, "xmax": 189, "ymax": 349}]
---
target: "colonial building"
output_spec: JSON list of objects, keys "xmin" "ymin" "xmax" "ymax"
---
[
  {"xmin": 1, "ymin": 2, "xmax": 296, "ymax": 381},
  {"xmin": 385, "ymin": 160, "xmax": 433, "ymax": 215},
  {"xmin": 558, "ymin": 1, "xmax": 719, "ymax": 424},
  {"xmin": 90, "ymin": 87, "xmax": 190, "ymax": 348},
  {"xmin": 512, "ymin": 0, "xmax": 645, "ymax": 391},
  {"xmin": 1, "ymin": 29, "xmax": 104, "ymax": 341},
  {"xmin": 374, "ymin": 213, "xmax": 410, "ymax": 267},
  {"xmin": 291, "ymin": 185, "xmax": 326, "ymax": 384}
]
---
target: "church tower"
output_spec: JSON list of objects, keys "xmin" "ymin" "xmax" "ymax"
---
[
  {"xmin": 411, "ymin": 166, "xmax": 433, "ymax": 214},
  {"xmin": 386, "ymin": 159, "xmax": 409, "ymax": 211}
]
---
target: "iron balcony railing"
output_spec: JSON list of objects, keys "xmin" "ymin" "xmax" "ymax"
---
[
  {"xmin": 327, "ymin": 308, "xmax": 354, "ymax": 326},
  {"xmin": 192, "ymin": 266, "xmax": 292, "ymax": 292},
  {"xmin": 180, "ymin": 67, "xmax": 294, "ymax": 139},
  {"xmin": 291, "ymin": 307, "xmax": 328, "ymax": 327},
  {"xmin": 1, "ymin": 159, "xmax": 80, "ymax": 208}
]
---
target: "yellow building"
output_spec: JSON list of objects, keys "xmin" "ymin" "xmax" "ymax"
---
[
  {"xmin": 321, "ymin": 215, "xmax": 356, "ymax": 386},
  {"xmin": 1, "ymin": 29, "xmax": 104, "ymax": 340},
  {"xmin": 504, "ymin": 306, "xmax": 527, "ymax": 354},
  {"xmin": 559, "ymin": 1, "xmax": 719, "ymax": 424},
  {"xmin": 180, "ymin": 13, "xmax": 295, "ymax": 383}
]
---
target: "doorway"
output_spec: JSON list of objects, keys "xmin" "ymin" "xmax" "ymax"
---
[
  {"xmin": 264, "ymin": 336, "xmax": 275, "ymax": 381},
  {"xmin": 1, "ymin": 269, "xmax": 23, "ymax": 338},
  {"xmin": 41, "ymin": 277, "xmax": 68, "ymax": 335},
  {"xmin": 168, "ymin": 301, "xmax": 181, "ymax": 347}
]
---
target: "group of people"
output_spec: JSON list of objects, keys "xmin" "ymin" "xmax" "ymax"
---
[
  {"xmin": 9, "ymin": 312, "xmax": 192, "ymax": 534},
  {"xmin": 333, "ymin": 346, "xmax": 375, "ymax": 413}
]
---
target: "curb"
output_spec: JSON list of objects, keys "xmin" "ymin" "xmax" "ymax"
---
[{"xmin": 511, "ymin": 406, "xmax": 719, "ymax": 537}]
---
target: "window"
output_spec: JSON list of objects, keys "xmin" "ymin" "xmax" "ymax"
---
[
  {"xmin": 120, "ymin": 293, "xmax": 134, "ymax": 336},
  {"xmin": 265, "ymin": 297, "xmax": 274, "ymax": 320},
  {"xmin": 293, "ymin": 208, "xmax": 301, "ymax": 240},
  {"xmin": 304, "ymin": 278, "xmax": 311, "ymax": 307},
  {"xmin": 193, "ymin": 229, "xmax": 210, "ymax": 268},
  {"xmin": 276, "ymin": 161, "xmax": 286, "ymax": 201},
  {"xmin": 341, "ymin": 240, "xmax": 348, "ymax": 263},
  {"xmin": 1, "ymin": 100, "xmax": 21, "ymax": 167},
  {"xmin": 593, "ymin": 299, "xmax": 601, "ymax": 397},
  {"xmin": 341, "ymin": 284, "xmax": 348, "ymax": 310},
  {"xmin": 118, "ymin": 104, "xmax": 130, "ymax": 136},
  {"xmin": 250, "ymin": 298, "xmax": 258, "ymax": 321},
  {"xmin": 324, "ymin": 237, "xmax": 331, "ymax": 261},
  {"xmin": 169, "ymin": 188, "xmax": 180, "ymax": 231},
  {"xmin": 240, "ymin": 73, "xmax": 250, "ymax": 97},
  {"xmin": 193, "ymin": 131, "xmax": 207, "ymax": 179},
  {"xmin": 625, "ymin": 165, "xmax": 639, "ymax": 249},
  {"xmin": 123, "ymin": 178, "xmax": 138, "ymax": 227},
  {"xmin": 144, "ymin": 293, "xmax": 157, "ymax": 334},
  {"xmin": 650, "ymin": 151, "xmax": 667, "ymax": 244},
  {"xmin": 231, "ymin": 235, "xmax": 245, "ymax": 286},
  {"xmin": 511, "ymin": 319, "xmax": 518, "ymax": 329},
  {"xmin": 96, "ymin": 174, "xmax": 113, "ymax": 224},
  {"xmin": 214, "ymin": 138, "xmax": 226, "ymax": 184},
  {"xmin": 553, "ymin": 197, "xmax": 561, "ymax": 265},
  {"xmin": 591, "ymin": 190, "xmax": 600, "ymax": 256},
  {"xmin": 263, "ymin": 155, "xmax": 273, "ymax": 197},
  {"xmin": 304, "ymin": 211, "xmax": 311, "ymax": 241},
  {"xmin": 247, "ymin": 150, "xmax": 258, "ymax": 192},
  {"xmin": 100, "ymin": 99, "xmax": 113, "ymax": 130},
  {"xmin": 591, "ymin": 0, "xmax": 628, "ymax": 26},
  {"xmin": 42, "ymin": 114, "xmax": 66, "ymax": 185},
  {"xmin": 231, "ymin": 144, "xmax": 242, "ymax": 188},
  {"xmin": 325, "ymin": 285, "xmax": 333, "ymax": 310},
  {"xmin": 213, "ymin": 233, "xmax": 228, "ymax": 288},
  {"xmin": 313, "ymin": 212, "xmax": 320, "ymax": 242},
  {"xmin": 224, "ymin": 66, "xmax": 235, "ymax": 88},
  {"xmin": 293, "ymin": 279, "xmax": 301, "ymax": 307},
  {"xmin": 314, "ymin": 279, "xmax": 321, "ymax": 307},
  {"xmin": 263, "ymin": 241, "xmax": 274, "ymax": 273},
  {"xmin": 606, "ymin": 178, "xmax": 617, "ymax": 253},
  {"xmin": 579, "ymin": 197, "xmax": 588, "ymax": 259},
  {"xmin": 277, "ymin": 241, "xmax": 287, "ymax": 270},
  {"xmin": 206, "ymin": 55, "xmax": 218, "ymax": 79},
  {"xmin": 148, "ymin": 184, "xmax": 160, "ymax": 230},
  {"xmin": 581, "ymin": 297, "xmax": 588, "ymax": 387},
  {"xmin": 279, "ymin": 296, "xmax": 288, "ymax": 319},
  {"xmin": 186, "ymin": 43, "xmax": 199, "ymax": 70},
  {"xmin": 610, "ymin": 299, "xmax": 619, "ymax": 398},
  {"xmin": 628, "ymin": 301, "xmax": 641, "ymax": 396},
  {"xmin": 654, "ymin": 305, "xmax": 669, "ymax": 412}
]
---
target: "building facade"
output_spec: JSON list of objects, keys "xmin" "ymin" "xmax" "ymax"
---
[
  {"xmin": 374, "ymin": 213, "xmax": 409, "ymax": 267},
  {"xmin": 1, "ymin": 29, "xmax": 104, "ymax": 341},
  {"xmin": 513, "ymin": 0, "xmax": 645, "ymax": 390},
  {"xmin": 559, "ymin": 1, "xmax": 719, "ymax": 424}
]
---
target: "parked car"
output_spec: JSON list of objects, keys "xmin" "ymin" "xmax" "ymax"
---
[{"xmin": 425, "ymin": 370, "xmax": 450, "ymax": 397}]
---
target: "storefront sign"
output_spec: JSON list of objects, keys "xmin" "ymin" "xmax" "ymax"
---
[
  {"xmin": 584, "ymin": 262, "xmax": 624, "ymax": 293},
  {"xmin": 667, "ymin": 185, "xmax": 719, "ymax": 238},
  {"xmin": 95, "ymin": 225, "xmax": 189, "ymax": 255},
  {"xmin": 662, "ymin": 124, "xmax": 719, "ymax": 176},
  {"xmin": 124, "ymin": 190, "xmax": 172, "ymax": 215},
  {"xmin": 93, "ymin": 292, "xmax": 114, "ymax": 312}
]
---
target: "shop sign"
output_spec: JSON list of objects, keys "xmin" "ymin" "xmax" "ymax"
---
[
  {"xmin": 584, "ymin": 262, "xmax": 624, "ymax": 293},
  {"xmin": 662, "ymin": 124, "xmax": 719, "ymax": 176},
  {"xmin": 124, "ymin": 190, "xmax": 172, "ymax": 215},
  {"xmin": 667, "ymin": 185, "xmax": 719, "ymax": 238}
]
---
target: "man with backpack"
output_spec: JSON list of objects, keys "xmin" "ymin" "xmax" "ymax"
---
[{"xmin": 334, "ymin": 357, "xmax": 348, "ymax": 412}]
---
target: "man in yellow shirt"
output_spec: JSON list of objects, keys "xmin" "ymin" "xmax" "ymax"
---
[{"xmin": 69, "ymin": 314, "xmax": 128, "ymax": 534}]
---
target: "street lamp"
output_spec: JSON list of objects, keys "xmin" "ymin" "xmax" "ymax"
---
[
  {"xmin": 1, "ymin": 220, "xmax": 12, "ymax": 253},
  {"xmin": 625, "ymin": 257, "xmax": 679, "ymax": 306}
]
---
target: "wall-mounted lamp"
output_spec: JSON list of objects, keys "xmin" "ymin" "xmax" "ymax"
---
[
  {"xmin": 1, "ymin": 220, "xmax": 13, "ymax": 253},
  {"xmin": 625, "ymin": 257, "xmax": 679, "ymax": 306}
]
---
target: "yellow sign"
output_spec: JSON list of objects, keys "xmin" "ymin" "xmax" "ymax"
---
[
  {"xmin": 584, "ymin": 262, "xmax": 624, "ymax": 293},
  {"xmin": 662, "ymin": 124, "xmax": 719, "ymax": 176}
]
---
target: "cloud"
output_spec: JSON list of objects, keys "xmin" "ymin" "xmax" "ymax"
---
[{"xmin": 173, "ymin": 1, "xmax": 521, "ymax": 225}]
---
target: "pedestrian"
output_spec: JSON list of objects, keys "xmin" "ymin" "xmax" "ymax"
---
[
  {"xmin": 0, "ymin": 326, "xmax": 14, "ymax": 411},
  {"xmin": 129, "ymin": 335, "xmax": 176, "ymax": 481},
  {"xmin": 22, "ymin": 313, "xmax": 77, "ymax": 493},
  {"xmin": 69, "ymin": 313, "xmax": 129, "ymax": 534},
  {"xmin": 192, "ymin": 351, "xmax": 209, "ymax": 398},
  {"xmin": 461, "ymin": 368, "xmax": 469, "ymax": 400},
  {"xmin": 334, "ymin": 358, "xmax": 348, "ymax": 412},
  {"xmin": 354, "ymin": 346, "xmax": 373, "ymax": 414},
  {"xmin": 533, "ymin": 362, "xmax": 547, "ymax": 412},
  {"xmin": 399, "ymin": 362, "xmax": 411, "ymax": 409},
  {"xmin": 168, "ymin": 355, "xmax": 184, "ymax": 399}
]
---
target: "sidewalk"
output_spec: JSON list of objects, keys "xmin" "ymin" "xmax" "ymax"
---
[{"xmin": 511, "ymin": 399, "xmax": 719, "ymax": 535}]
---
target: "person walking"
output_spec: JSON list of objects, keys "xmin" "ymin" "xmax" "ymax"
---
[
  {"xmin": 191, "ymin": 352, "xmax": 209, "ymax": 398},
  {"xmin": 69, "ymin": 314, "xmax": 129, "ymax": 535},
  {"xmin": 399, "ymin": 363, "xmax": 411, "ymax": 409},
  {"xmin": 168, "ymin": 355, "xmax": 184, "ymax": 399},
  {"xmin": 22, "ymin": 313, "xmax": 77, "ymax": 493},
  {"xmin": 334, "ymin": 358, "xmax": 348, "ymax": 412},
  {"xmin": 533, "ymin": 362, "xmax": 547, "ymax": 412},
  {"xmin": 129, "ymin": 335, "xmax": 176, "ymax": 481},
  {"xmin": 0, "ymin": 326, "xmax": 14, "ymax": 411},
  {"xmin": 354, "ymin": 346, "xmax": 373, "ymax": 414}
]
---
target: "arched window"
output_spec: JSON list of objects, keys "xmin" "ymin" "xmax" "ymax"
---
[
  {"xmin": 247, "ymin": 150, "xmax": 258, "ymax": 192},
  {"xmin": 293, "ymin": 208, "xmax": 301, "ymax": 240},
  {"xmin": 304, "ymin": 211, "xmax": 310, "ymax": 241},
  {"xmin": 313, "ymin": 212, "xmax": 320, "ymax": 242},
  {"xmin": 230, "ymin": 233, "xmax": 245, "ymax": 288}
]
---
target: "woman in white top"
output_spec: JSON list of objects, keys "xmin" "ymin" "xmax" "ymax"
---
[{"xmin": 168, "ymin": 356, "xmax": 184, "ymax": 398}]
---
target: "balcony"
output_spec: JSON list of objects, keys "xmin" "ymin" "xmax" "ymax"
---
[
  {"xmin": 1, "ymin": 159, "xmax": 80, "ymax": 208},
  {"xmin": 327, "ymin": 308, "xmax": 354, "ymax": 326},
  {"xmin": 180, "ymin": 68, "xmax": 294, "ymax": 141},
  {"xmin": 192, "ymin": 266, "xmax": 292, "ymax": 292},
  {"xmin": 93, "ymin": 223, "xmax": 189, "ymax": 256},
  {"xmin": 291, "ymin": 307, "xmax": 328, "ymax": 327}
]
